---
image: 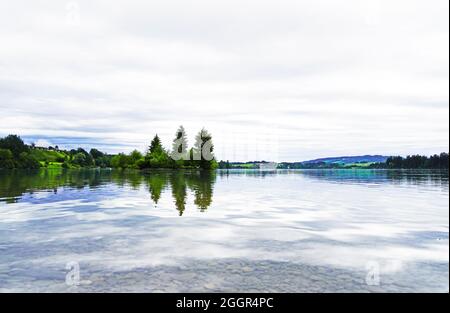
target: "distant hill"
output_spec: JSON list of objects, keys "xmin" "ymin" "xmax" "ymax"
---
[
  {"xmin": 302, "ymin": 155, "xmax": 389, "ymax": 165},
  {"xmin": 219, "ymin": 155, "xmax": 390, "ymax": 169}
]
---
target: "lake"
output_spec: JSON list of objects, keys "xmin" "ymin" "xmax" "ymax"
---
[{"xmin": 0, "ymin": 169, "xmax": 448, "ymax": 292}]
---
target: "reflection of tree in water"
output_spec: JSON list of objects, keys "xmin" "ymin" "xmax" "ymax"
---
[
  {"xmin": 112, "ymin": 170, "xmax": 143, "ymax": 190},
  {"xmin": 144, "ymin": 170, "xmax": 216, "ymax": 213},
  {"xmin": 170, "ymin": 172, "xmax": 187, "ymax": 216},
  {"xmin": 298, "ymin": 169, "xmax": 449, "ymax": 187},
  {"xmin": 145, "ymin": 172, "xmax": 169, "ymax": 205},
  {"xmin": 3, "ymin": 168, "xmax": 448, "ymax": 212},
  {"xmin": 0, "ymin": 169, "xmax": 217, "ymax": 213},
  {"xmin": 0, "ymin": 169, "xmax": 111, "ymax": 203},
  {"xmin": 186, "ymin": 171, "xmax": 216, "ymax": 212}
]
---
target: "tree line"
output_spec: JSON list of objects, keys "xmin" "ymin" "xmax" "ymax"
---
[
  {"xmin": 380, "ymin": 153, "xmax": 449, "ymax": 169},
  {"xmin": 110, "ymin": 126, "xmax": 217, "ymax": 170},
  {"xmin": 1, "ymin": 132, "xmax": 448, "ymax": 170},
  {"xmin": 0, "ymin": 126, "xmax": 218, "ymax": 170},
  {"xmin": 0, "ymin": 135, "xmax": 41, "ymax": 169},
  {"xmin": 276, "ymin": 153, "xmax": 448, "ymax": 170}
]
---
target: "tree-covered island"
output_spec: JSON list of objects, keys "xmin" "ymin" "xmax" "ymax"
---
[{"xmin": 0, "ymin": 126, "xmax": 218, "ymax": 170}]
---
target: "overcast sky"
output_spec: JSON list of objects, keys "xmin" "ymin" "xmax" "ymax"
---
[{"xmin": 0, "ymin": 0, "xmax": 448, "ymax": 161}]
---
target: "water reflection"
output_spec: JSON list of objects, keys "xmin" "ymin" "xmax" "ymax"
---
[
  {"xmin": 218, "ymin": 169, "xmax": 449, "ymax": 187},
  {"xmin": 1, "ymin": 168, "xmax": 447, "ymax": 210},
  {"xmin": 0, "ymin": 169, "xmax": 217, "ymax": 214},
  {"xmin": 297, "ymin": 169, "xmax": 449, "ymax": 184},
  {"xmin": 0, "ymin": 168, "xmax": 448, "ymax": 292}
]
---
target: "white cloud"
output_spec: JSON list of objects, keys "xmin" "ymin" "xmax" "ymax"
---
[
  {"xmin": 34, "ymin": 139, "xmax": 52, "ymax": 148},
  {"xmin": 0, "ymin": 0, "xmax": 448, "ymax": 160}
]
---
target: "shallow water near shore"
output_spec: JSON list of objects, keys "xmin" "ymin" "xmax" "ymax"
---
[{"xmin": 0, "ymin": 169, "xmax": 448, "ymax": 292}]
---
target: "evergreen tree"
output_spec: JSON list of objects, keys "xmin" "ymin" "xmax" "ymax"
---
[
  {"xmin": 193, "ymin": 128, "xmax": 216, "ymax": 169},
  {"xmin": 149, "ymin": 135, "xmax": 163, "ymax": 154},
  {"xmin": 170, "ymin": 172, "xmax": 188, "ymax": 216},
  {"xmin": 171, "ymin": 126, "xmax": 189, "ymax": 161},
  {"xmin": 144, "ymin": 134, "xmax": 175, "ymax": 168}
]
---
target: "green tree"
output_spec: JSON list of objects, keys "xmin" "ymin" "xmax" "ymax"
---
[
  {"xmin": 130, "ymin": 150, "xmax": 143, "ymax": 162},
  {"xmin": 170, "ymin": 172, "xmax": 188, "ymax": 216},
  {"xmin": 385, "ymin": 153, "xmax": 449, "ymax": 169},
  {"xmin": 186, "ymin": 171, "xmax": 216, "ymax": 211},
  {"xmin": 89, "ymin": 149, "xmax": 113, "ymax": 168},
  {"xmin": 17, "ymin": 152, "xmax": 40, "ymax": 169},
  {"xmin": 146, "ymin": 173, "xmax": 169, "ymax": 204},
  {"xmin": 144, "ymin": 135, "xmax": 174, "ymax": 169},
  {"xmin": 0, "ymin": 148, "xmax": 15, "ymax": 169},
  {"xmin": 111, "ymin": 153, "xmax": 130, "ymax": 169},
  {"xmin": 72, "ymin": 153, "xmax": 87, "ymax": 167},
  {"xmin": 90, "ymin": 148, "xmax": 104, "ymax": 160},
  {"xmin": 0, "ymin": 135, "xmax": 29, "ymax": 157},
  {"xmin": 149, "ymin": 135, "xmax": 163, "ymax": 154},
  {"xmin": 193, "ymin": 128, "xmax": 216, "ymax": 169},
  {"xmin": 71, "ymin": 148, "xmax": 94, "ymax": 166},
  {"xmin": 171, "ymin": 126, "xmax": 189, "ymax": 161},
  {"xmin": 129, "ymin": 150, "xmax": 143, "ymax": 167}
]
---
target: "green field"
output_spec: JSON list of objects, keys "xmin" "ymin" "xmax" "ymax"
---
[
  {"xmin": 30, "ymin": 149, "xmax": 70, "ymax": 168},
  {"xmin": 30, "ymin": 149, "xmax": 67, "ymax": 163},
  {"xmin": 343, "ymin": 162, "xmax": 375, "ymax": 168},
  {"xmin": 38, "ymin": 161, "xmax": 64, "ymax": 169}
]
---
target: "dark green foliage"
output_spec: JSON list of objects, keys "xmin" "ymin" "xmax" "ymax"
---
[
  {"xmin": 274, "ymin": 153, "xmax": 449, "ymax": 170},
  {"xmin": 89, "ymin": 148, "xmax": 104, "ymax": 160},
  {"xmin": 0, "ymin": 135, "xmax": 29, "ymax": 157},
  {"xmin": 56, "ymin": 156, "xmax": 66, "ymax": 163},
  {"xmin": 111, "ymin": 153, "xmax": 131, "ymax": 169},
  {"xmin": 138, "ymin": 129, "xmax": 217, "ymax": 170},
  {"xmin": 0, "ymin": 135, "xmax": 112, "ymax": 169},
  {"xmin": 129, "ymin": 150, "xmax": 143, "ymax": 164},
  {"xmin": 186, "ymin": 170, "xmax": 216, "ymax": 211},
  {"xmin": 147, "ymin": 173, "xmax": 168, "ymax": 204},
  {"xmin": 0, "ymin": 128, "xmax": 219, "ymax": 170},
  {"xmin": 143, "ymin": 135, "xmax": 175, "ymax": 169},
  {"xmin": 149, "ymin": 135, "xmax": 163, "ymax": 154},
  {"xmin": 386, "ymin": 153, "xmax": 449, "ymax": 169},
  {"xmin": 145, "ymin": 150, "xmax": 175, "ymax": 169},
  {"xmin": 90, "ymin": 148, "xmax": 112, "ymax": 168},
  {"xmin": 17, "ymin": 152, "xmax": 40, "ymax": 169},
  {"xmin": 70, "ymin": 148, "xmax": 94, "ymax": 167},
  {"xmin": 0, "ymin": 135, "xmax": 38, "ymax": 169},
  {"xmin": 94, "ymin": 156, "xmax": 111, "ymax": 168},
  {"xmin": 0, "ymin": 149, "xmax": 15, "ymax": 169},
  {"xmin": 135, "ymin": 158, "xmax": 149, "ymax": 169},
  {"xmin": 170, "ymin": 172, "xmax": 187, "ymax": 216},
  {"xmin": 72, "ymin": 153, "xmax": 87, "ymax": 166},
  {"xmin": 0, "ymin": 169, "xmax": 218, "ymax": 213}
]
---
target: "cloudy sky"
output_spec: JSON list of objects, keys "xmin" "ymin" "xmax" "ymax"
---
[{"xmin": 0, "ymin": 0, "xmax": 448, "ymax": 161}]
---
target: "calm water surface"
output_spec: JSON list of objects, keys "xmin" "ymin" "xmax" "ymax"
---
[{"xmin": 0, "ymin": 169, "xmax": 448, "ymax": 292}]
